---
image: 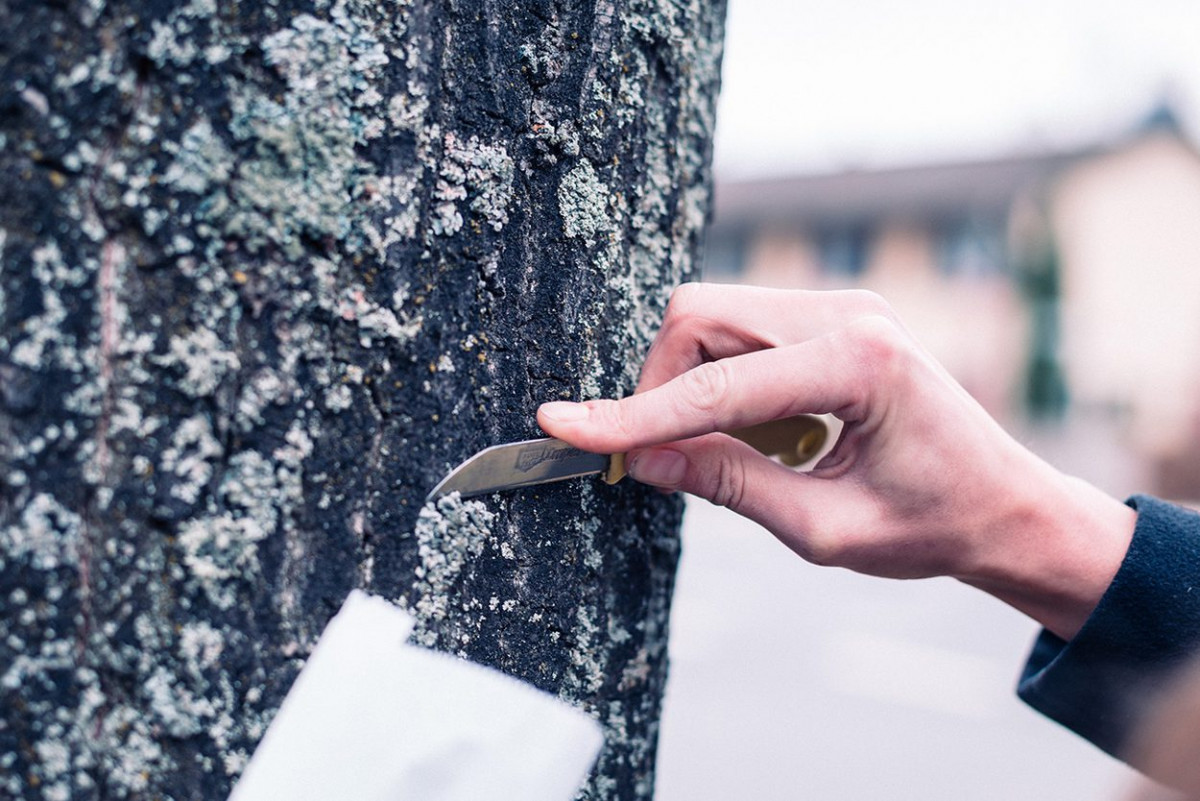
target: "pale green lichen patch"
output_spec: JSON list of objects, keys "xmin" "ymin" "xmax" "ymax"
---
[
  {"xmin": 323, "ymin": 383, "xmax": 354, "ymax": 412},
  {"xmin": 162, "ymin": 118, "xmax": 235, "ymax": 196},
  {"xmin": 222, "ymin": 450, "xmax": 283, "ymax": 535},
  {"xmin": 336, "ymin": 284, "xmax": 424, "ymax": 347},
  {"xmin": 178, "ymin": 514, "xmax": 268, "ymax": 609},
  {"xmin": 173, "ymin": 423, "xmax": 312, "ymax": 609},
  {"xmin": 160, "ymin": 414, "xmax": 223, "ymax": 505},
  {"xmin": 144, "ymin": 665, "xmax": 219, "ymax": 738},
  {"xmin": 432, "ymin": 132, "xmax": 515, "ymax": 236},
  {"xmin": 527, "ymin": 96, "xmax": 582, "ymax": 168},
  {"xmin": 5, "ymin": 241, "xmax": 89, "ymax": 373},
  {"xmin": 558, "ymin": 159, "xmax": 612, "ymax": 243},
  {"xmin": 360, "ymin": 168, "xmax": 424, "ymax": 259},
  {"xmin": 155, "ymin": 9, "xmax": 391, "ymax": 260},
  {"xmin": 566, "ymin": 605, "xmax": 606, "ymax": 695},
  {"xmin": 225, "ymin": 14, "xmax": 386, "ymax": 256},
  {"xmin": 0, "ymin": 494, "xmax": 82, "ymax": 572},
  {"xmin": 234, "ymin": 367, "xmax": 288, "ymax": 430},
  {"xmin": 145, "ymin": 0, "xmax": 221, "ymax": 68},
  {"xmin": 407, "ymin": 492, "xmax": 496, "ymax": 647},
  {"xmin": 154, "ymin": 327, "xmax": 241, "ymax": 398}
]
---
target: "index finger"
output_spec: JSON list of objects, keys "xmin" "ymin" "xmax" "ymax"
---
[
  {"xmin": 540, "ymin": 322, "xmax": 882, "ymax": 454},
  {"xmin": 637, "ymin": 283, "xmax": 904, "ymax": 395}
]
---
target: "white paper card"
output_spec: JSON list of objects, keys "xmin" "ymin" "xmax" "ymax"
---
[{"xmin": 229, "ymin": 590, "xmax": 603, "ymax": 801}]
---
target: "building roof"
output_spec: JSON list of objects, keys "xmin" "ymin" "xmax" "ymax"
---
[{"xmin": 711, "ymin": 149, "xmax": 1088, "ymax": 230}]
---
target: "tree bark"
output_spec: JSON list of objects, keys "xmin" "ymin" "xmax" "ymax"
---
[{"xmin": 0, "ymin": 0, "xmax": 725, "ymax": 798}]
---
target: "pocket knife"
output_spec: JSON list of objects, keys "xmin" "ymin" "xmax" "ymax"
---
[{"xmin": 426, "ymin": 414, "xmax": 829, "ymax": 501}]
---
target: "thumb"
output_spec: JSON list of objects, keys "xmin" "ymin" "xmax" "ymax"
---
[{"xmin": 627, "ymin": 433, "xmax": 852, "ymax": 561}]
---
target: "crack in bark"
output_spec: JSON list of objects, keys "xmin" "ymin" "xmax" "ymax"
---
[{"xmin": 357, "ymin": 378, "xmax": 386, "ymax": 590}]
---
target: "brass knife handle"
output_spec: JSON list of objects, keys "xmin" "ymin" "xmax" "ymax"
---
[{"xmin": 603, "ymin": 414, "xmax": 828, "ymax": 484}]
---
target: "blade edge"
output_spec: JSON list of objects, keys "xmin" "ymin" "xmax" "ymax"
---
[{"xmin": 427, "ymin": 439, "xmax": 609, "ymax": 501}]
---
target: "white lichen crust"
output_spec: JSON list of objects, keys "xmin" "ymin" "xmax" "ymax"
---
[{"xmin": 0, "ymin": 0, "xmax": 725, "ymax": 798}]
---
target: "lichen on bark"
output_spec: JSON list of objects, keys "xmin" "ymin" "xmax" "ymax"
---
[{"xmin": 0, "ymin": 0, "xmax": 726, "ymax": 798}]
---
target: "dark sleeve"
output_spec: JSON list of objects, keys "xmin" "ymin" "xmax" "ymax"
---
[{"xmin": 1017, "ymin": 495, "xmax": 1200, "ymax": 764}]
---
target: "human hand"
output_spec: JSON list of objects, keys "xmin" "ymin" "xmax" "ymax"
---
[{"xmin": 538, "ymin": 283, "xmax": 1135, "ymax": 639}]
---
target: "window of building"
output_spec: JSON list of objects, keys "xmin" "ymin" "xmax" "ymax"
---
[
  {"xmin": 815, "ymin": 223, "xmax": 871, "ymax": 277},
  {"xmin": 700, "ymin": 228, "xmax": 748, "ymax": 279},
  {"xmin": 935, "ymin": 217, "xmax": 1007, "ymax": 277}
]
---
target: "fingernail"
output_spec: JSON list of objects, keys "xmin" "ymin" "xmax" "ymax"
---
[
  {"xmin": 629, "ymin": 449, "xmax": 687, "ymax": 487},
  {"xmin": 540, "ymin": 401, "xmax": 590, "ymax": 423}
]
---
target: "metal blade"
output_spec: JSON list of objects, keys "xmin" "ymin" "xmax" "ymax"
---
[{"xmin": 427, "ymin": 438, "xmax": 610, "ymax": 501}]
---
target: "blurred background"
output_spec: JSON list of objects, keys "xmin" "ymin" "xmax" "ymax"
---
[{"xmin": 657, "ymin": 1, "xmax": 1200, "ymax": 798}]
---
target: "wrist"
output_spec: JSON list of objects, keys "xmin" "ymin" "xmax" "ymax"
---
[{"xmin": 958, "ymin": 457, "xmax": 1136, "ymax": 641}]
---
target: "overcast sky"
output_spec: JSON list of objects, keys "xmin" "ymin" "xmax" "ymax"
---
[{"xmin": 713, "ymin": 0, "xmax": 1200, "ymax": 177}]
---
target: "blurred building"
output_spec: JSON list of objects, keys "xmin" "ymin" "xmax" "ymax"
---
[{"xmin": 704, "ymin": 107, "xmax": 1200, "ymax": 498}]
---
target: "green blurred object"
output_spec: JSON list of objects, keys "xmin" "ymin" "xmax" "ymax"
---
[{"xmin": 1019, "ymin": 226, "xmax": 1069, "ymax": 421}]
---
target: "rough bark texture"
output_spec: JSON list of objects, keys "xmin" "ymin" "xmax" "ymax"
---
[{"xmin": 0, "ymin": 0, "xmax": 725, "ymax": 798}]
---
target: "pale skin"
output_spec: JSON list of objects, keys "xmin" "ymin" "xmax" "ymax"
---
[{"xmin": 538, "ymin": 283, "xmax": 1137, "ymax": 641}]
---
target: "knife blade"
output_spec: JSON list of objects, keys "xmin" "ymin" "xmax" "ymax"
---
[{"xmin": 426, "ymin": 414, "xmax": 830, "ymax": 501}]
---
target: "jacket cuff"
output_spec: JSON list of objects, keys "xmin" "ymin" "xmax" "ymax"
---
[{"xmin": 1017, "ymin": 495, "xmax": 1200, "ymax": 761}]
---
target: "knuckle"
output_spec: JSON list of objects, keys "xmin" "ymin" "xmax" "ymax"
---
[
  {"xmin": 707, "ymin": 452, "xmax": 748, "ymax": 511},
  {"xmin": 666, "ymin": 281, "xmax": 706, "ymax": 314},
  {"xmin": 828, "ymin": 315, "xmax": 913, "ymax": 415},
  {"xmin": 661, "ymin": 283, "xmax": 706, "ymax": 331},
  {"xmin": 676, "ymin": 360, "xmax": 733, "ymax": 424},
  {"xmin": 844, "ymin": 314, "xmax": 910, "ymax": 375}
]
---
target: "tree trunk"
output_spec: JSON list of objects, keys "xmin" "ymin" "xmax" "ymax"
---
[{"xmin": 0, "ymin": 0, "xmax": 725, "ymax": 798}]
